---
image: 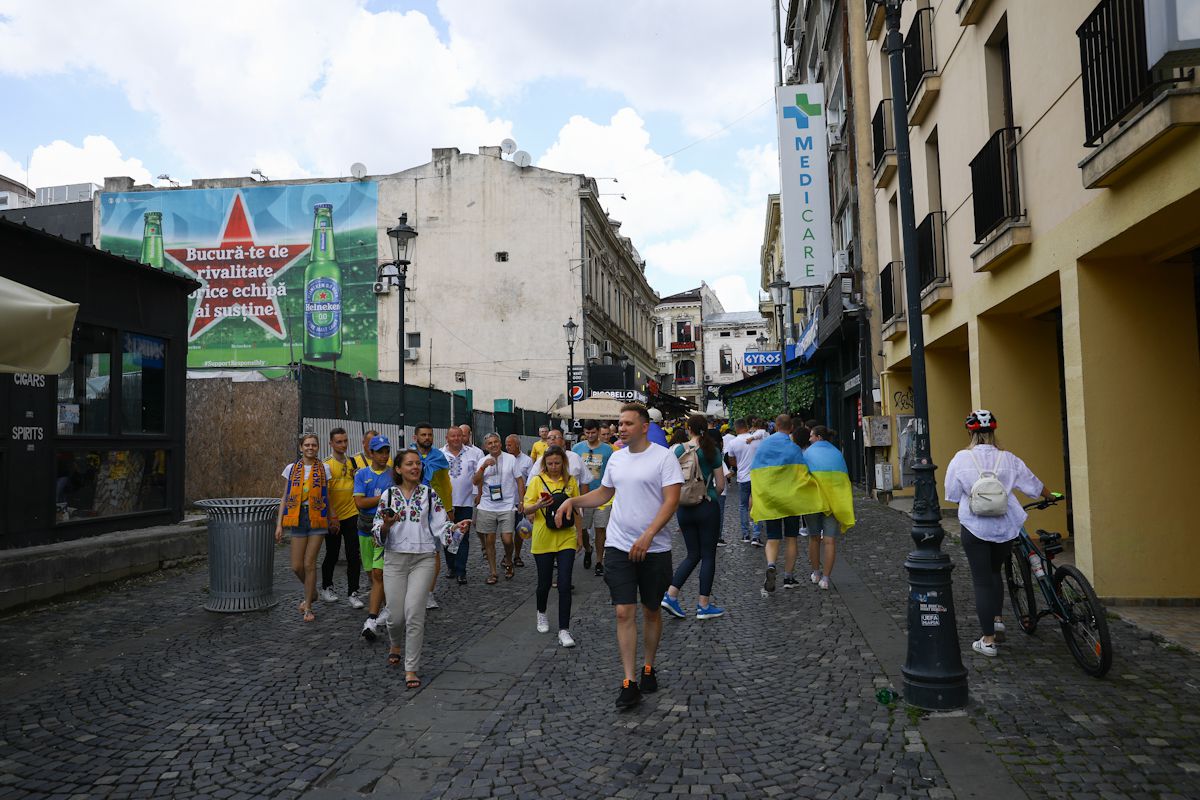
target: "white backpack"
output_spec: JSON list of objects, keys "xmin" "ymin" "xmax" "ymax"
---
[{"xmin": 968, "ymin": 450, "xmax": 1009, "ymax": 517}]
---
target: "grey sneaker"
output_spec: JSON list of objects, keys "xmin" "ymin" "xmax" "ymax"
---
[{"xmin": 764, "ymin": 566, "xmax": 777, "ymax": 593}]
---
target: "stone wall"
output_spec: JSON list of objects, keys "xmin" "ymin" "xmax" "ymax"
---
[{"xmin": 186, "ymin": 377, "xmax": 300, "ymax": 506}]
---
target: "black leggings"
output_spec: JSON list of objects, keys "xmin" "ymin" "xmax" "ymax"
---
[
  {"xmin": 534, "ymin": 549, "xmax": 575, "ymax": 631},
  {"xmin": 671, "ymin": 499, "xmax": 720, "ymax": 597},
  {"xmin": 321, "ymin": 517, "xmax": 361, "ymax": 594},
  {"xmin": 960, "ymin": 527, "xmax": 1013, "ymax": 637}
]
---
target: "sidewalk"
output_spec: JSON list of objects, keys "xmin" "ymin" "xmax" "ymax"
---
[{"xmin": 0, "ymin": 488, "xmax": 1197, "ymax": 799}]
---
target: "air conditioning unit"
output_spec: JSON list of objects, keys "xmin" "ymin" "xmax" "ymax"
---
[
  {"xmin": 585, "ymin": 343, "xmax": 601, "ymax": 360},
  {"xmin": 603, "ymin": 339, "xmax": 614, "ymax": 354},
  {"xmin": 828, "ymin": 124, "xmax": 844, "ymax": 147},
  {"xmin": 403, "ymin": 348, "xmax": 420, "ymax": 362},
  {"xmin": 834, "ymin": 250, "xmax": 851, "ymax": 274},
  {"xmin": 704, "ymin": 373, "xmax": 714, "ymax": 382},
  {"xmin": 373, "ymin": 281, "xmax": 390, "ymax": 295},
  {"xmin": 841, "ymin": 276, "xmax": 854, "ymax": 295}
]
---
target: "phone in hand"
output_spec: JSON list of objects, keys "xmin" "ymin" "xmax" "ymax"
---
[{"xmin": 539, "ymin": 492, "xmax": 553, "ymax": 505}]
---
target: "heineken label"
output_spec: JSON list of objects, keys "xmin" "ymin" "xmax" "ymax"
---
[{"xmin": 305, "ymin": 277, "xmax": 341, "ymax": 338}]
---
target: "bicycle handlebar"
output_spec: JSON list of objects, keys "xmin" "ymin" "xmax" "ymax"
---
[{"xmin": 1024, "ymin": 492, "xmax": 1066, "ymax": 511}]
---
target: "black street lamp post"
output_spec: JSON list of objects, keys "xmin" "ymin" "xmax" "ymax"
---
[
  {"xmin": 768, "ymin": 278, "xmax": 790, "ymax": 414},
  {"xmin": 875, "ymin": 0, "xmax": 968, "ymax": 710},
  {"xmin": 379, "ymin": 213, "xmax": 417, "ymax": 447},
  {"xmin": 564, "ymin": 317, "xmax": 579, "ymax": 429}
]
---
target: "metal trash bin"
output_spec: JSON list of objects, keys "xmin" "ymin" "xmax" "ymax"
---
[{"xmin": 195, "ymin": 498, "xmax": 281, "ymax": 613}]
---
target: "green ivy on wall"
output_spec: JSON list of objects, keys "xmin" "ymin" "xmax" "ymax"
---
[{"xmin": 728, "ymin": 373, "xmax": 817, "ymax": 421}]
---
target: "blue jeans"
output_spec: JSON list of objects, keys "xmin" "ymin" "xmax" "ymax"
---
[
  {"xmin": 672, "ymin": 499, "xmax": 720, "ymax": 597},
  {"xmin": 446, "ymin": 506, "xmax": 473, "ymax": 576},
  {"xmin": 737, "ymin": 481, "xmax": 760, "ymax": 540}
]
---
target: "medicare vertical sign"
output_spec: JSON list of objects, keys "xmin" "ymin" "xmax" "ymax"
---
[{"xmin": 776, "ymin": 84, "xmax": 834, "ymax": 288}]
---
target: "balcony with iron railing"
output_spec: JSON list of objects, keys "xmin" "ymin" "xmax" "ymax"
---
[
  {"xmin": 880, "ymin": 260, "xmax": 907, "ymax": 341},
  {"xmin": 903, "ymin": 6, "xmax": 941, "ymax": 124},
  {"xmin": 916, "ymin": 211, "xmax": 952, "ymax": 312},
  {"xmin": 866, "ymin": 0, "xmax": 885, "ymax": 41},
  {"xmin": 1076, "ymin": 0, "xmax": 1199, "ymax": 188},
  {"xmin": 969, "ymin": 126, "xmax": 1031, "ymax": 271},
  {"xmin": 873, "ymin": 99, "xmax": 897, "ymax": 186}
]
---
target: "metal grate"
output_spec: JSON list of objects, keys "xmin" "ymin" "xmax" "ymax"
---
[
  {"xmin": 916, "ymin": 211, "xmax": 948, "ymax": 291},
  {"xmin": 1077, "ymin": 0, "xmax": 1152, "ymax": 147},
  {"xmin": 880, "ymin": 261, "xmax": 905, "ymax": 324},
  {"xmin": 969, "ymin": 127, "xmax": 1022, "ymax": 243},
  {"xmin": 873, "ymin": 99, "xmax": 895, "ymax": 171},
  {"xmin": 904, "ymin": 7, "xmax": 938, "ymax": 102}
]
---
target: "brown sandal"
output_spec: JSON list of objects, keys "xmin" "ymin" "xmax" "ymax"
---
[
  {"xmin": 485, "ymin": 574, "xmax": 499, "ymax": 585},
  {"xmin": 513, "ymin": 556, "xmax": 525, "ymax": 568},
  {"xmin": 505, "ymin": 562, "xmax": 514, "ymax": 580}
]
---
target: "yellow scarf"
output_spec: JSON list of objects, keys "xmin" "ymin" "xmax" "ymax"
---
[{"xmin": 282, "ymin": 460, "xmax": 328, "ymax": 527}]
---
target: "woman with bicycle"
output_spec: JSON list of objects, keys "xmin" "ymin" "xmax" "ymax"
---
[{"xmin": 944, "ymin": 410, "xmax": 1054, "ymax": 657}]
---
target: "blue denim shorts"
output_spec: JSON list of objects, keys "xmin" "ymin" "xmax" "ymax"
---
[{"xmin": 286, "ymin": 506, "xmax": 321, "ymax": 538}]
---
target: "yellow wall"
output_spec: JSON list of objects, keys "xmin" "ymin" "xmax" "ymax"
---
[
  {"xmin": 926, "ymin": 343, "xmax": 974, "ymax": 511},
  {"xmin": 1065, "ymin": 259, "xmax": 1200, "ymax": 599}
]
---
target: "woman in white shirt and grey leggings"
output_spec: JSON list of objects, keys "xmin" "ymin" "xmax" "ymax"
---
[
  {"xmin": 943, "ymin": 410, "xmax": 1055, "ymax": 658},
  {"xmin": 374, "ymin": 450, "xmax": 470, "ymax": 688}
]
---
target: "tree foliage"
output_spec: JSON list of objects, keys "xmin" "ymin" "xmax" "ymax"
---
[{"xmin": 728, "ymin": 373, "xmax": 816, "ymax": 421}]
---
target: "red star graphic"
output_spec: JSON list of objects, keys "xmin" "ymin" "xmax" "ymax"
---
[{"xmin": 165, "ymin": 194, "xmax": 310, "ymax": 340}]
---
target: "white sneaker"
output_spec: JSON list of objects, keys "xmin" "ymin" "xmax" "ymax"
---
[
  {"xmin": 360, "ymin": 617, "xmax": 378, "ymax": 642},
  {"xmin": 558, "ymin": 629, "xmax": 576, "ymax": 648},
  {"xmin": 810, "ymin": 570, "xmax": 822, "ymax": 584},
  {"xmin": 425, "ymin": 593, "xmax": 439, "ymax": 610},
  {"xmin": 377, "ymin": 606, "xmax": 391, "ymax": 627},
  {"xmin": 536, "ymin": 612, "xmax": 550, "ymax": 634},
  {"xmin": 320, "ymin": 587, "xmax": 338, "ymax": 602},
  {"xmin": 818, "ymin": 576, "xmax": 830, "ymax": 590},
  {"xmin": 348, "ymin": 591, "xmax": 365, "ymax": 610},
  {"xmin": 972, "ymin": 638, "xmax": 998, "ymax": 657}
]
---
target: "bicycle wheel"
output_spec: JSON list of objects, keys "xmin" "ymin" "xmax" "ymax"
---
[
  {"xmin": 1054, "ymin": 564, "xmax": 1113, "ymax": 678},
  {"xmin": 1005, "ymin": 548, "xmax": 1038, "ymax": 634}
]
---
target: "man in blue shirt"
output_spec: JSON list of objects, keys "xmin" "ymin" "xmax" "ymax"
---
[
  {"xmin": 572, "ymin": 420, "xmax": 615, "ymax": 576},
  {"xmin": 353, "ymin": 435, "xmax": 394, "ymax": 641}
]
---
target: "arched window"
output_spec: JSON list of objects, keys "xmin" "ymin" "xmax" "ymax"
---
[{"xmin": 675, "ymin": 359, "xmax": 696, "ymax": 385}]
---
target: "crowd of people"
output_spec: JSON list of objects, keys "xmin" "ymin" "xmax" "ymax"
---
[{"xmin": 273, "ymin": 403, "xmax": 865, "ymax": 707}]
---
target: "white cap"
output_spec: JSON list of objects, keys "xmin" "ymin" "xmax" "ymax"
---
[{"xmin": 648, "ymin": 407, "xmax": 663, "ymax": 422}]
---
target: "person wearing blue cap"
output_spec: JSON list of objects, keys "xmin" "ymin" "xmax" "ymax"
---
[{"xmin": 354, "ymin": 434, "xmax": 394, "ymax": 641}]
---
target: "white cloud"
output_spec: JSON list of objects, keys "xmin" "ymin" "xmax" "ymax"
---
[
  {"xmin": 539, "ymin": 109, "xmax": 776, "ymax": 311},
  {"xmin": 438, "ymin": 0, "xmax": 774, "ymax": 136},
  {"xmin": 0, "ymin": 135, "xmax": 153, "ymax": 188},
  {"xmin": 0, "ymin": 1, "xmax": 512, "ymax": 181}
]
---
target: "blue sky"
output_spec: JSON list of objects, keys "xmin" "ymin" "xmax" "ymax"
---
[{"xmin": 0, "ymin": 0, "xmax": 780, "ymax": 310}]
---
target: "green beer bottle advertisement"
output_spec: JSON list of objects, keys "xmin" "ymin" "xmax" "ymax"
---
[
  {"xmin": 304, "ymin": 203, "xmax": 342, "ymax": 361},
  {"xmin": 140, "ymin": 211, "xmax": 164, "ymax": 269}
]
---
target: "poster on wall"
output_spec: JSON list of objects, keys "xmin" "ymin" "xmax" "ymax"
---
[
  {"xmin": 896, "ymin": 413, "xmax": 916, "ymax": 488},
  {"xmin": 99, "ymin": 182, "xmax": 379, "ymax": 376}
]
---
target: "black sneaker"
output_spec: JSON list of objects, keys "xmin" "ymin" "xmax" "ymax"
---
[
  {"xmin": 782, "ymin": 576, "xmax": 797, "ymax": 589},
  {"xmin": 616, "ymin": 680, "xmax": 642, "ymax": 710},
  {"xmin": 716, "ymin": 538, "xmax": 728, "ymax": 547},
  {"xmin": 583, "ymin": 549, "xmax": 593, "ymax": 569},
  {"xmin": 640, "ymin": 665, "xmax": 659, "ymax": 693},
  {"xmin": 594, "ymin": 563, "xmax": 604, "ymax": 576},
  {"xmin": 764, "ymin": 566, "xmax": 777, "ymax": 593}
]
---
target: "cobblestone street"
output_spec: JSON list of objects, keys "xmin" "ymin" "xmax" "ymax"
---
[{"xmin": 2, "ymin": 488, "xmax": 1198, "ymax": 799}]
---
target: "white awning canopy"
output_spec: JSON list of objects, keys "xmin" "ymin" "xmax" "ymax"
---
[{"xmin": 0, "ymin": 275, "xmax": 79, "ymax": 374}]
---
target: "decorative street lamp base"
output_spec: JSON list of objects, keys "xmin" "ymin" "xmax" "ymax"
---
[{"xmin": 902, "ymin": 547, "xmax": 969, "ymax": 710}]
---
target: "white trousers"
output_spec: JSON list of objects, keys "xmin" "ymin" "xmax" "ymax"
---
[{"xmin": 382, "ymin": 550, "xmax": 437, "ymax": 672}]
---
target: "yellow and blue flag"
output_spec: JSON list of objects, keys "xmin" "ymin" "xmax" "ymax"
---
[
  {"xmin": 805, "ymin": 440, "xmax": 856, "ymax": 532},
  {"xmin": 749, "ymin": 432, "xmax": 827, "ymax": 522}
]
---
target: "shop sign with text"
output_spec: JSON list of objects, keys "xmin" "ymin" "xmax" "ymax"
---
[{"xmin": 776, "ymin": 83, "xmax": 834, "ymax": 287}]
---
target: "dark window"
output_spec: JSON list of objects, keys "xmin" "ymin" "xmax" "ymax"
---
[
  {"xmin": 675, "ymin": 320, "xmax": 693, "ymax": 342},
  {"xmin": 719, "ymin": 331, "xmax": 731, "ymax": 337},
  {"xmin": 57, "ymin": 325, "xmax": 113, "ymax": 436},
  {"xmin": 656, "ymin": 324, "xmax": 663, "ymax": 348},
  {"xmin": 745, "ymin": 330, "xmax": 757, "ymax": 337},
  {"xmin": 121, "ymin": 333, "xmax": 166, "ymax": 434},
  {"xmin": 675, "ymin": 359, "xmax": 696, "ymax": 384},
  {"xmin": 55, "ymin": 448, "xmax": 169, "ymax": 522},
  {"xmin": 720, "ymin": 348, "xmax": 733, "ymax": 374},
  {"xmin": 494, "ymin": 251, "xmax": 509, "ymax": 262}
]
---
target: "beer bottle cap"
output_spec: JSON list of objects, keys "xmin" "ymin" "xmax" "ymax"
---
[{"xmin": 313, "ymin": 203, "xmax": 333, "ymax": 210}]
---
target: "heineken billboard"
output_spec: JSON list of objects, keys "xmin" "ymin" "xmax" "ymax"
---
[{"xmin": 98, "ymin": 182, "xmax": 379, "ymax": 376}]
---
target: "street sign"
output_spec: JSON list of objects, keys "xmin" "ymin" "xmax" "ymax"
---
[
  {"xmin": 744, "ymin": 351, "xmax": 782, "ymax": 368},
  {"xmin": 570, "ymin": 385, "xmax": 585, "ymax": 402},
  {"xmin": 568, "ymin": 365, "xmax": 585, "ymax": 382}
]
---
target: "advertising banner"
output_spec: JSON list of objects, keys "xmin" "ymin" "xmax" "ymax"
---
[
  {"xmin": 776, "ymin": 83, "xmax": 834, "ymax": 288},
  {"xmin": 99, "ymin": 182, "xmax": 379, "ymax": 376}
]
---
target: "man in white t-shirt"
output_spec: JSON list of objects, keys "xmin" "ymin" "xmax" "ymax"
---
[
  {"xmin": 558, "ymin": 403, "xmax": 683, "ymax": 711},
  {"xmin": 442, "ymin": 426, "xmax": 482, "ymax": 583},
  {"xmin": 724, "ymin": 419, "xmax": 762, "ymax": 544},
  {"xmin": 529, "ymin": 428, "xmax": 590, "ymax": 488},
  {"xmin": 472, "ymin": 433, "xmax": 525, "ymax": 582},
  {"xmin": 506, "ymin": 434, "xmax": 535, "ymax": 568}
]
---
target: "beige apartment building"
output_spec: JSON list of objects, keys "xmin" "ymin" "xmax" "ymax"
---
[{"xmin": 861, "ymin": 0, "xmax": 1199, "ymax": 600}]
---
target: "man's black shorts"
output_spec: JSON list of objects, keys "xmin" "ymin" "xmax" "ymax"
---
[
  {"xmin": 604, "ymin": 547, "xmax": 672, "ymax": 608},
  {"xmin": 763, "ymin": 515, "xmax": 802, "ymax": 540}
]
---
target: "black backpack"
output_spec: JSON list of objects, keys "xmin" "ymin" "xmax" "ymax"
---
[{"xmin": 538, "ymin": 475, "xmax": 576, "ymax": 531}]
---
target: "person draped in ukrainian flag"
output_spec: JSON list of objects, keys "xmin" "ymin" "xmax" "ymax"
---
[
  {"xmin": 411, "ymin": 422, "xmax": 452, "ymax": 610},
  {"xmin": 749, "ymin": 414, "xmax": 827, "ymax": 594},
  {"xmin": 802, "ymin": 424, "xmax": 856, "ymax": 590}
]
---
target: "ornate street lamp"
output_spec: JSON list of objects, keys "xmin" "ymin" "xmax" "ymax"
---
[
  {"xmin": 768, "ymin": 278, "xmax": 790, "ymax": 413},
  {"xmin": 871, "ymin": 0, "xmax": 967, "ymax": 711},
  {"xmin": 563, "ymin": 317, "xmax": 579, "ymax": 428},
  {"xmin": 379, "ymin": 213, "xmax": 417, "ymax": 445}
]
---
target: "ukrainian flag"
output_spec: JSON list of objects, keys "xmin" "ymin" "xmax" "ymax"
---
[
  {"xmin": 805, "ymin": 440, "xmax": 856, "ymax": 532},
  {"xmin": 417, "ymin": 448, "xmax": 452, "ymax": 510},
  {"xmin": 749, "ymin": 433, "xmax": 827, "ymax": 522}
]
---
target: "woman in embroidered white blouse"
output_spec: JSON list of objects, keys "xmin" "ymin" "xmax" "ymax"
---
[{"xmin": 373, "ymin": 450, "xmax": 469, "ymax": 688}]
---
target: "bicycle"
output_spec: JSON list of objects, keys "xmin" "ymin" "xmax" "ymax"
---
[{"xmin": 1003, "ymin": 494, "xmax": 1113, "ymax": 677}]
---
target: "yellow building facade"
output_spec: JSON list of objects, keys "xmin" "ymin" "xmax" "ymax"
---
[{"xmin": 864, "ymin": 0, "xmax": 1200, "ymax": 600}]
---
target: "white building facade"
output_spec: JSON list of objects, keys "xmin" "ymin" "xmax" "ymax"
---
[
  {"xmin": 701, "ymin": 310, "xmax": 769, "ymax": 415},
  {"xmin": 653, "ymin": 283, "xmax": 724, "ymax": 412}
]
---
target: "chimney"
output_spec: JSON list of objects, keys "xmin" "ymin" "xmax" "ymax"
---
[{"xmin": 478, "ymin": 146, "xmax": 502, "ymax": 158}]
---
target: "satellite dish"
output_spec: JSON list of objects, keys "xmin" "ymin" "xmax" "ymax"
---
[
  {"xmin": 500, "ymin": 138, "xmax": 517, "ymax": 155},
  {"xmin": 350, "ymin": 162, "xmax": 367, "ymax": 179},
  {"xmin": 512, "ymin": 150, "xmax": 532, "ymax": 168}
]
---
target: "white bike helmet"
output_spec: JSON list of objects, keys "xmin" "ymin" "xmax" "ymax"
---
[{"xmin": 965, "ymin": 409, "xmax": 997, "ymax": 432}]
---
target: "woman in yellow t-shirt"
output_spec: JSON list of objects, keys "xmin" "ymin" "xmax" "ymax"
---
[{"xmin": 523, "ymin": 446, "xmax": 583, "ymax": 647}]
